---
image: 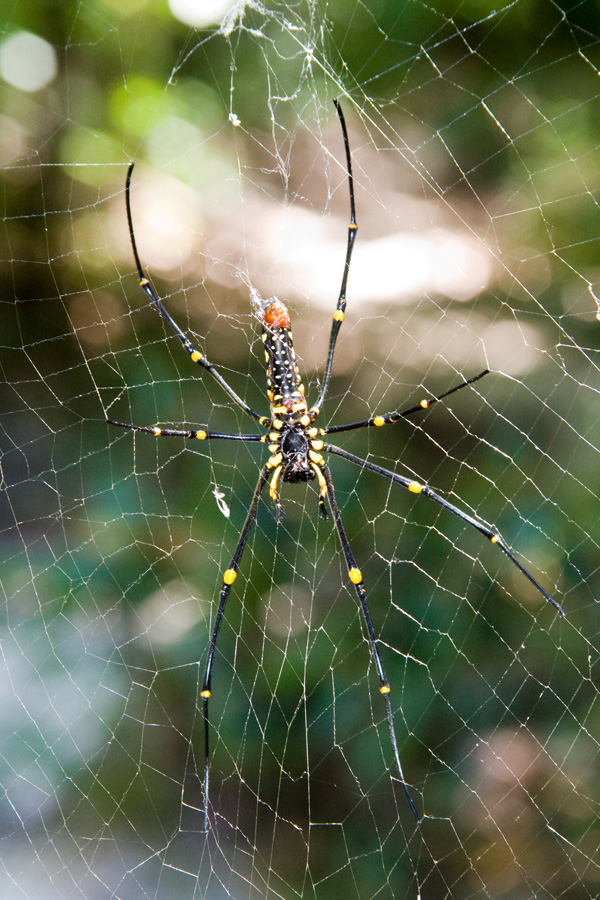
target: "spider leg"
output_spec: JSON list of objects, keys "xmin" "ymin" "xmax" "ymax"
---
[
  {"xmin": 324, "ymin": 369, "xmax": 490, "ymax": 435},
  {"xmin": 125, "ymin": 164, "xmax": 269, "ymax": 428},
  {"xmin": 107, "ymin": 419, "xmax": 263, "ymax": 443},
  {"xmin": 200, "ymin": 464, "xmax": 270, "ymax": 830},
  {"xmin": 320, "ymin": 463, "xmax": 421, "ymax": 824},
  {"xmin": 310, "ymin": 99, "xmax": 357, "ymax": 418},
  {"xmin": 325, "ymin": 443, "xmax": 565, "ymax": 616}
]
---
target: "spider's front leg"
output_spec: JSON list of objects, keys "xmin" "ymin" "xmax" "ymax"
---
[
  {"xmin": 200, "ymin": 464, "xmax": 270, "ymax": 830},
  {"xmin": 312, "ymin": 460, "xmax": 421, "ymax": 824}
]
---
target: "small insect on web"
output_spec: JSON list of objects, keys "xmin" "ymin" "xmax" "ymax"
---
[{"xmin": 108, "ymin": 99, "xmax": 565, "ymax": 828}]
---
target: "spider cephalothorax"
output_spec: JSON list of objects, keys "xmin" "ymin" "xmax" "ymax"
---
[
  {"xmin": 108, "ymin": 99, "xmax": 563, "ymax": 831},
  {"xmin": 279, "ymin": 427, "xmax": 318, "ymax": 484}
]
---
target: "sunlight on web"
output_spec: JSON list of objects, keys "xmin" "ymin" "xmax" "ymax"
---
[{"xmin": 2, "ymin": 1, "xmax": 600, "ymax": 899}]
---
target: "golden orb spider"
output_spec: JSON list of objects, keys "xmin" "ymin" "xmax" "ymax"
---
[{"xmin": 108, "ymin": 99, "xmax": 564, "ymax": 827}]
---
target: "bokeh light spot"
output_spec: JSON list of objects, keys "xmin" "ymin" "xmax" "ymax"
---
[{"xmin": 0, "ymin": 31, "xmax": 57, "ymax": 93}]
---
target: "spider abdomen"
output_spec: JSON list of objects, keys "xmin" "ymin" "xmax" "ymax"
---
[{"xmin": 261, "ymin": 299, "xmax": 308, "ymax": 421}]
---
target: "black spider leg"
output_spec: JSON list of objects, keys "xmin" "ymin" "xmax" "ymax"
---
[
  {"xmin": 107, "ymin": 419, "xmax": 263, "ymax": 443},
  {"xmin": 321, "ymin": 463, "xmax": 421, "ymax": 823},
  {"xmin": 324, "ymin": 444, "xmax": 565, "ymax": 616},
  {"xmin": 125, "ymin": 163, "xmax": 267, "ymax": 427},
  {"xmin": 310, "ymin": 98, "xmax": 357, "ymax": 417},
  {"xmin": 107, "ymin": 413, "xmax": 269, "ymax": 829},
  {"xmin": 200, "ymin": 465, "xmax": 270, "ymax": 831},
  {"xmin": 324, "ymin": 369, "xmax": 490, "ymax": 435}
]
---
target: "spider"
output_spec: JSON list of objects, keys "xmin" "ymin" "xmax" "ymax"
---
[{"xmin": 108, "ymin": 99, "xmax": 564, "ymax": 827}]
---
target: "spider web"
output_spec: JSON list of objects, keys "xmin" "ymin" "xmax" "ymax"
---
[{"xmin": 2, "ymin": 1, "xmax": 599, "ymax": 898}]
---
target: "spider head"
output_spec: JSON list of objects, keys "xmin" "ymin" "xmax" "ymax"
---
[{"xmin": 280, "ymin": 426, "xmax": 316, "ymax": 484}]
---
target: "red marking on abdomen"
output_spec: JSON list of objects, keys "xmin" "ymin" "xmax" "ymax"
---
[{"xmin": 262, "ymin": 301, "xmax": 290, "ymax": 329}]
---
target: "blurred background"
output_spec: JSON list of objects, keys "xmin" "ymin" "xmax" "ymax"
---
[{"xmin": 2, "ymin": 0, "xmax": 600, "ymax": 898}]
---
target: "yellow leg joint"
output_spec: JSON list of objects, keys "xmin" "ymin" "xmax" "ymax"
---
[
  {"xmin": 313, "ymin": 464, "xmax": 328, "ymax": 497},
  {"xmin": 409, "ymin": 481, "xmax": 422, "ymax": 494},
  {"xmin": 420, "ymin": 399, "xmax": 429, "ymax": 409},
  {"xmin": 269, "ymin": 465, "xmax": 283, "ymax": 501},
  {"xmin": 349, "ymin": 567, "xmax": 362, "ymax": 584},
  {"xmin": 200, "ymin": 689, "xmax": 211, "ymax": 698},
  {"xmin": 153, "ymin": 426, "xmax": 162, "ymax": 435},
  {"xmin": 223, "ymin": 569, "xmax": 237, "ymax": 585},
  {"xmin": 334, "ymin": 310, "xmax": 345, "ymax": 322},
  {"xmin": 380, "ymin": 685, "xmax": 391, "ymax": 695},
  {"xmin": 196, "ymin": 430, "xmax": 207, "ymax": 440},
  {"xmin": 490, "ymin": 534, "xmax": 499, "ymax": 544},
  {"xmin": 373, "ymin": 416, "xmax": 385, "ymax": 427},
  {"xmin": 190, "ymin": 350, "xmax": 203, "ymax": 363}
]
